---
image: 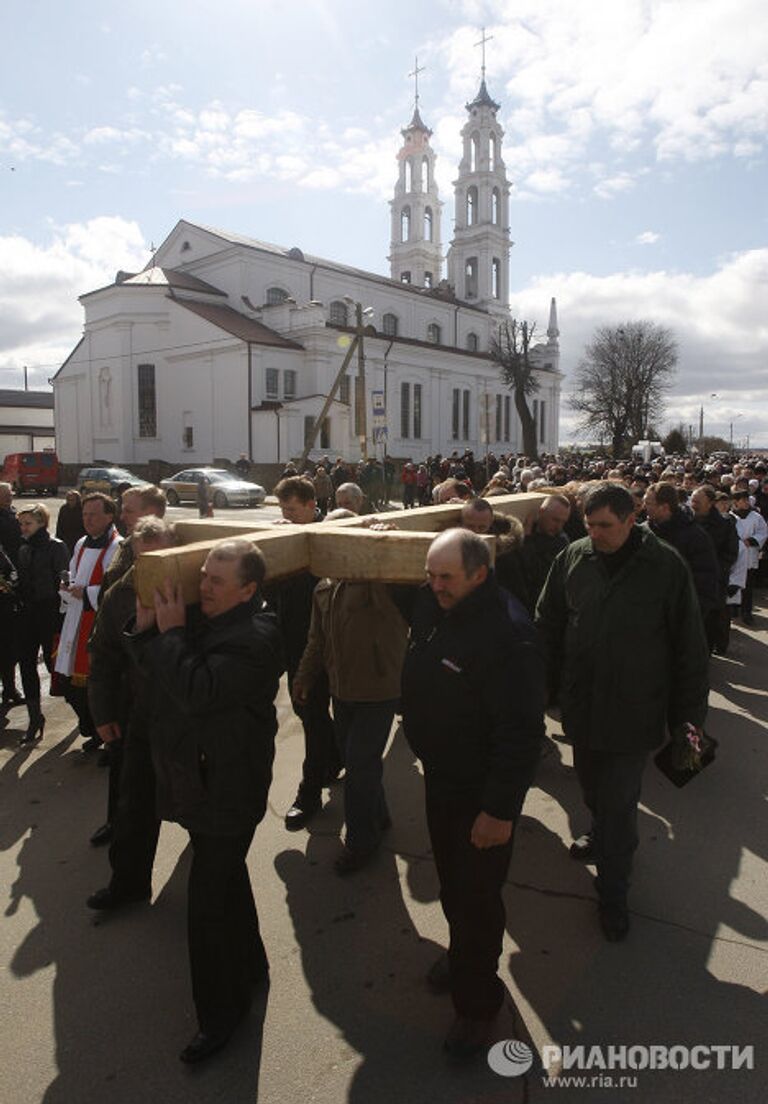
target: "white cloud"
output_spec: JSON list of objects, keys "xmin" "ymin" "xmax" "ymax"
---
[
  {"xmin": 635, "ymin": 231, "xmax": 660, "ymax": 245},
  {"xmin": 0, "ymin": 217, "xmax": 148, "ymax": 387},
  {"xmin": 513, "ymin": 248, "xmax": 768, "ymax": 442}
]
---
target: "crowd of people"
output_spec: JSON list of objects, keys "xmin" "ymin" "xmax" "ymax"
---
[{"xmin": 0, "ymin": 445, "xmax": 765, "ymax": 1066}]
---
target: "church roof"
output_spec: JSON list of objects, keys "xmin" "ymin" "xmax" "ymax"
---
[
  {"xmin": 466, "ymin": 78, "xmax": 500, "ymax": 112},
  {"xmin": 181, "ymin": 222, "xmax": 490, "ymax": 314},
  {"xmin": 172, "ymin": 299, "xmax": 304, "ymax": 349},
  {"xmin": 402, "ymin": 105, "xmax": 432, "ymax": 137},
  {"xmin": 122, "ymin": 267, "xmax": 227, "ymax": 296}
]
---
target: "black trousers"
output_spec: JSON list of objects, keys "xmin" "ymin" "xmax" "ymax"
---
[
  {"xmin": 572, "ymin": 740, "xmax": 648, "ymax": 907},
  {"xmin": 288, "ymin": 668, "xmax": 341, "ymax": 799},
  {"xmin": 704, "ymin": 603, "xmax": 730, "ymax": 653},
  {"xmin": 187, "ymin": 828, "xmax": 267, "ymax": 1034},
  {"xmin": 425, "ymin": 776, "xmax": 514, "ymax": 1020},
  {"xmin": 63, "ymin": 680, "xmax": 97, "ymax": 739},
  {"xmin": 741, "ymin": 568, "xmax": 758, "ymax": 617},
  {"xmin": 108, "ymin": 733, "xmax": 159, "ymax": 896}
]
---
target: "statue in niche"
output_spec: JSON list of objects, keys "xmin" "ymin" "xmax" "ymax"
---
[{"xmin": 99, "ymin": 367, "xmax": 112, "ymax": 428}]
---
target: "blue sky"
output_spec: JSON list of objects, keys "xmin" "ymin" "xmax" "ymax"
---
[{"xmin": 1, "ymin": 0, "xmax": 766, "ymax": 444}]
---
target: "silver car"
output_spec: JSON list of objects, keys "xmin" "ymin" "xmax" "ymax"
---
[{"xmin": 160, "ymin": 468, "xmax": 266, "ymax": 508}]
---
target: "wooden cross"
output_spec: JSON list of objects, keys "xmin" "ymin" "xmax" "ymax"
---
[
  {"xmin": 408, "ymin": 55, "xmax": 426, "ymax": 109},
  {"xmin": 475, "ymin": 26, "xmax": 494, "ymax": 80},
  {"xmin": 134, "ymin": 493, "xmax": 546, "ymax": 606}
]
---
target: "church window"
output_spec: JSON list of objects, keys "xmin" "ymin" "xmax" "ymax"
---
[
  {"xmin": 422, "ymin": 155, "xmax": 430, "ymax": 190},
  {"xmin": 401, "ymin": 271, "xmax": 411, "ymax": 284},
  {"xmin": 427, "ymin": 322, "xmax": 441, "ymax": 344},
  {"xmin": 492, "ymin": 258, "xmax": 501, "ymax": 299},
  {"xmin": 539, "ymin": 399, "xmax": 546, "ymax": 444},
  {"xmin": 304, "ymin": 416, "xmax": 315, "ymax": 447},
  {"xmin": 401, "ymin": 206, "xmax": 411, "ymax": 242},
  {"xmin": 413, "ymin": 383, "xmax": 422, "ymax": 439},
  {"xmin": 492, "ymin": 187, "xmax": 500, "ymax": 225},
  {"xmin": 265, "ymin": 367, "xmax": 279, "ymax": 399},
  {"xmin": 266, "ymin": 286, "xmax": 288, "ymax": 305},
  {"xmin": 137, "ymin": 363, "xmax": 156, "ymax": 438},
  {"xmin": 401, "ymin": 382, "xmax": 410, "ymax": 438},
  {"xmin": 382, "ymin": 312, "xmax": 398, "ymax": 337},
  {"xmin": 320, "ymin": 417, "xmax": 331, "ymax": 450},
  {"xmin": 183, "ymin": 425, "xmax": 194, "ymax": 449},
  {"xmin": 424, "ymin": 271, "xmax": 433, "ymax": 288},
  {"xmin": 495, "ymin": 395, "xmax": 502, "ymax": 441},
  {"xmin": 465, "ymin": 257, "xmax": 478, "ymax": 299},
  {"xmin": 405, "ymin": 159, "xmax": 413, "ymax": 192},
  {"xmin": 329, "ymin": 300, "xmax": 348, "ymax": 326},
  {"xmin": 284, "ymin": 369, "xmax": 296, "ymax": 399},
  {"xmin": 466, "ymin": 331, "xmax": 479, "ymax": 352},
  {"xmin": 462, "ymin": 390, "xmax": 470, "ymax": 439},
  {"xmin": 504, "ymin": 395, "xmax": 511, "ymax": 441},
  {"xmin": 470, "ymin": 132, "xmax": 480, "ymax": 172},
  {"xmin": 490, "ymin": 133, "xmax": 498, "ymax": 171},
  {"xmin": 424, "ymin": 206, "xmax": 433, "ymax": 241},
  {"xmin": 339, "ymin": 375, "xmax": 350, "ymax": 404},
  {"xmin": 467, "ymin": 186, "xmax": 478, "ymax": 226},
  {"xmin": 452, "ymin": 388, "xmax": 460, "ymax": 440}
]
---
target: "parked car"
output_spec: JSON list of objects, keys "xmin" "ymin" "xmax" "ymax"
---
[
  {"xmin": 160, "ymin": 468, "xmax": 266, "ymax": 508},
  {"xmin": 2, "ymin": 451, "xmax": 60, "ymax": 495},
  {"xmin": 77, "ymin": 465, "xmax": 146, "ymax": 498}
]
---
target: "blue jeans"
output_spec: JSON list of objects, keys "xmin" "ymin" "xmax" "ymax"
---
[{"xmin": 332, "ymin": 698, "xmax": 397, "ymax": 856}]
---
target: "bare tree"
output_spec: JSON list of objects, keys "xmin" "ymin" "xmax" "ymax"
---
[
  {"xmin": 490, "ymin": 319, "xmax": 540, "ymax": 458},
  {"xmin": 571, "ymin": 321, "xmax": 677, "ymax": 457}
]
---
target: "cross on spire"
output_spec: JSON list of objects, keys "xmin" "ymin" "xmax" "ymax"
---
[
  {"xmin": 474, "ymin": 26, "xmax": 494, "ymax": 80},
  {"xmin": 409, "ymin": 55, "xmax": 426, "ymax": 110}
]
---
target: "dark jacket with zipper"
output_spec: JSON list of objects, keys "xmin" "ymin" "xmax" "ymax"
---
[
  {"xmin": 535, "ymin": 527, "xmax": 708, "ymax": 752},
  {"xmin": 401, "ymin": 574, "xmax": 545, "ymax": 821},
  {"xmin": 695, "ymin": 505, "xmax": 739, "ymax": 594},
  {"xmin": 17, "ymin": 528, "xmax": 69, "ymax": 604},
  {"xmin": 645, "ymin": 507, "xmax": 720, "ymax": 616},
  {"xmin": 125, "ymin": 595, "xmax": 284, "ymax": 835}
]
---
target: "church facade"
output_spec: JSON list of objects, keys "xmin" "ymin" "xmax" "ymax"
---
[{"xmin": 54, "ymin": 76, "xmax": 562, "ymax": 468}]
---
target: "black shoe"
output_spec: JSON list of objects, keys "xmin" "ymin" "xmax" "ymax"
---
[
  {"xmin": 742, "ymin": 613, "xmax": 754, "ymax": 626},
  {"xmin": 19, "ymin": 716, "xmax": 45, "ymax": 746},
  {"xmin": 179, "ymin": 1029, "xmax": 233, "ymax": 1064},
  {"xmin": 599, "ymin": 902, "xmax": 630, "ymax": 942},
  {"xmin": 426, "ymin": 953, "xmax": 451, "ymax": 995},
  {"xmin": 89, "ymin": 823, "xmax": 113, "ymax": 847},
  {"xmin": 334, "ymin": 847, "xmax": 376, "ymax": 876},
  {"xmin": 443, "ymin": 1015, "xmax": 496, "ymax": 1059},
  {"xmin": 86, "ymin": 885, "xmax": 150, "ymax": 911},
  {"xmin": 2, "ymin": 690, "xmax": 25, "ymax": 709},
  {"xmin": 284, "ymin": 794, "xmax": 321, "ymax": 831},
  {"xmin": 81, "ymin": 735, "xmax": 102, "ymax": 754},
  {"xmin": 323, "ymin": 767, "xmax": 344, "ymax": 785},
  {"xmin": 569, "ymin": 833, "xmax": 596, "ymax": 861}
]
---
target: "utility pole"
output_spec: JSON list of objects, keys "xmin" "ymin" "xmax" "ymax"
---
[
  {"xmin": 699, "ymin": 404, "xmax": 704, "ymax": 441},
  {"xmin": 355, "ymin": 302, "xmax": 368, "ymax": 461},
  {"xmin": 299, "ymin": 334, "xmax": 359, "ymax": 469},
  {"xmin": 23, "ymin": 365, "xmax": 28, "ymax": 390}
]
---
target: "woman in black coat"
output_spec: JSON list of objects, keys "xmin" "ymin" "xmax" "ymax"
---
[
  {"xmin": 55, "ymin": 490, "xmax": 86, "ymax": 555},
  {"xmin": 16, "ymin": 503, "xmax": 70, "ymax": 744}
]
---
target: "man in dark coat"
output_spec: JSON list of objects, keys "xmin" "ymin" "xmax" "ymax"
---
[
  {"xmin": 644, "ymin": 482, "xmax": 719, "ymax": 618},
  {"xmin": 517, "ymin": 494, "xmax": 571, "ymax": 613},
  {"xmin": 691, "ymin": 483, "xmax": 739, "ymax": 652},
  {"xmin": 122, "ymin": 538, "xmax": 284, "ymax": 1064},
  {"xmin": 401, "ymin": 529, "xmax": 545, "ymax": 1059},
  {"xmin": 0, "ymin": 482, "xmax": 21, "ymax": 567},
  {"xmin": 536, "ymin": 483, "xmax": 709, "ymax": 942}
]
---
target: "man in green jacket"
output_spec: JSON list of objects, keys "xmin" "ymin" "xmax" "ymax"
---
[{"xmin": 536, "ymin": 483, "xmax": 708, "ymax": 941}]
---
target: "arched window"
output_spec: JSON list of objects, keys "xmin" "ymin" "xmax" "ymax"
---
[
  {"xmin": 465, "ymin": 257, "xmax": 478, "ymax": 299},
  {"xmin": 424, "ymin": 271, "xmax": 433, "ymax": 288},
  {"xmin": 424, "ymin": 206, "xmax": 433, "ymax": 241},
  {"xmin": 492, "ymin": 258, "xmax": 501, "ymax": 299},
  {"xmin": 470, "ymin": 132, "xmax": 480, "ymax": 172},
  {"xmin": 329, "ymin": 300, "xmax": 348, "ymax": 326},
  {"xmin": 492, "ymin": 187, "xmax": 500, "ymax": 225},
  {"xmin": 422, "ymin": 155, "xmax": 430, "ymax": 190},
  {"xmin": 427, "ymin": 322, "xmax": 441, "ymax": 344},
  {"xmin": 466, "ymin": 332, "xmax": 479, "ymax": 352},
  {"xmin": 382, "ymin": 312, "xmax": 399, "ymax": 337},
  {"xmin": 401, "ymin": 206, "xmax": 411, "ymax": 242},
  {"xmin": 466, "ymin": 186, "xmax": 477, "ymax": 226},
  {"xmin": 404, "ymin": 159, "xmax": 413, "ymax": 192},
  {"xmin": 490, "ymin": 133, "xmax": 498, "ymax": 170},
  {"xmin": 266, "ymin": 286, "xmax": 289, "ymax": 305}
]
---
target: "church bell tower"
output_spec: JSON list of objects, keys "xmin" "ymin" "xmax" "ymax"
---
[{"xmin": 389, "ymin": 58, "xmax": 443, "ymax": 289}]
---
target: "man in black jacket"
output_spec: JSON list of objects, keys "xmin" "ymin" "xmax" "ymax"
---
[
  {"xmin": 123, "ymin": 538, "xmax": 284, "ymax": 1064},
  {"xmin": 691, "ymin": 483, "xmax": 739, "ymax": 652},
  {"xmin": 644, "ymin": 482, "xmax": 719, "ymax": 618},
  {"xmin": 401, "ymin": 529, "xmax": 545, "ymax": 1059}
]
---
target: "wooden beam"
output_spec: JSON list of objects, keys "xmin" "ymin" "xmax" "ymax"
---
[{"xmin": 309, "ymin": 527, "xmax": 496, "ymax": 584}]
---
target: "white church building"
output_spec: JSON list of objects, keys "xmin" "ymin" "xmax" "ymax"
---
[{"xmin": 54, "ymin": 75, "xmax": 562, "ymax": 468}]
